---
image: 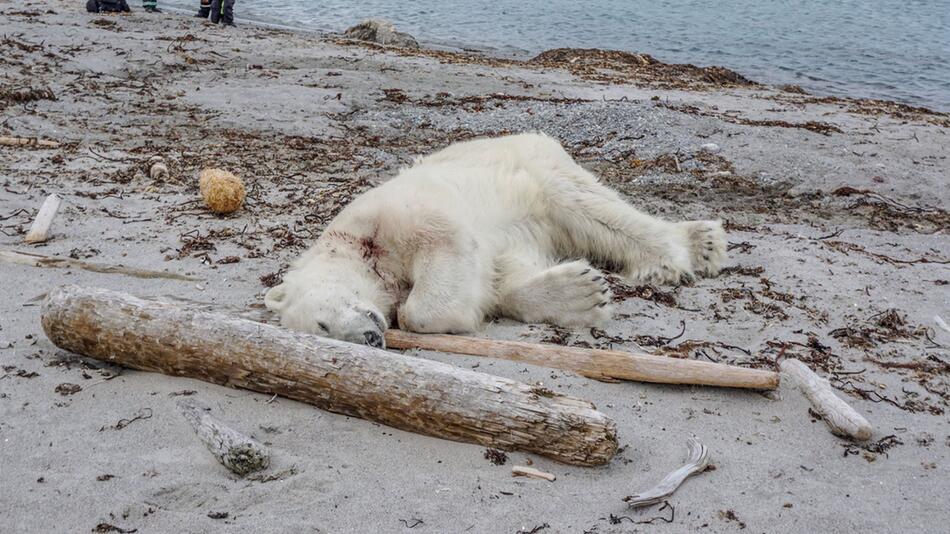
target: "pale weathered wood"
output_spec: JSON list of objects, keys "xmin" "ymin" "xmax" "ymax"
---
[
  {"xmin": 511, "ymin": 465, "xmax": 556, "ymax": 482},
  {"xmin": 41, "ymin": 286, "xmax": 618, "ymax": 466},
  {"xmin": 385, "ymin": 330, "xmax": 778, "ymax": 390},
  {"xmin": 149, "ymin": 157, "xmax": 170, "ymax": 182},
  {"xmin": 623, "ymin": 437, "xmax": 710, "ymax": 508},
  {"xmin": 0, "ymin": 136, "xmax": 60, "ymax": 148},
  {"xmin": 23, "ymin": 194, "xmax": 62, "ymax": 244},
  {"xmin": 780, "ymin": 358, "xmax": 872, "ymax": 441},
  {"xmin": 1, "ymin": 249, "xmax": 201, "ymax": 281},
  {"xmin": 178, "ymin": 401, "xmax": 270, "ymax": 476}
]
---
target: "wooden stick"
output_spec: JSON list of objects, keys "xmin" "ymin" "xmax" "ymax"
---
[
  {"xmin": 1, "ymin": 249, "xmax": 201, "ymax": 281},
  {"xmin": 780, "ymin": 358, "xmax": 872, "ymax": 441},
  {"xmin": 0, "ymin": 136, "xmax": 60, "ymax": 148},
  {"xmin": 623, "ymin": 437, "xmax": 710, "ymax": 508},
  {"xmin": 178, "ymin": 401, "xmax": 271, "ymax": 476},
  {"xmin": 23, "ymin": 194, "xmax": 62, "ymax": 244},
  {"xmin": 511, "ymin": 465, "xmax": 556, "ymax": 482},
  {"xmin": 385, "ymin": 330, "xmax": 778, "ymax": 390},
  {"xmin": 42, "ymin": 286, "xmax": 618, "ymax": 466}
]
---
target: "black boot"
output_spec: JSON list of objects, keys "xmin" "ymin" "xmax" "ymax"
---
[{"xmin": 209, "ymin": 0, "xmax": 221, "ymax": 23}]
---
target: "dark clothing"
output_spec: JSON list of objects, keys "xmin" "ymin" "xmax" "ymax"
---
[
  {"xmin": 210, "ymin": 0, "xmax": 235, "ymax": 25},
  {"xmin": 196, "ymin": 0, "xmax": 212, "ymax": 18},
  {"xmin": 86, "ymin": 0, "xmax": 131, "ymax": 13}
]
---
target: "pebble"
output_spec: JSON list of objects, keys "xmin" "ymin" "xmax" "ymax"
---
[{"xmin": 700, "ymin": 143, "xmax": 721, "ymax": 153}]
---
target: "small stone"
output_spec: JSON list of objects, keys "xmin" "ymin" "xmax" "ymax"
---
[{"xmin": 700, "ymin": 143, "xmax": 721, "ymax": 154}]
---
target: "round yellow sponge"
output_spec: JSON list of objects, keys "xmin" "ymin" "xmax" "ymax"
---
[{"xmin": 199, "ymin": 168, "xmax": 245, "ymax": 214}]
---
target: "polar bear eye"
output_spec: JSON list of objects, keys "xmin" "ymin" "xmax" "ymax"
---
[
  {"xmin": 366, "ymin": 310, "xmax": 385, "ymax": 331},
  {"xmin": 317, "ymin": 321, "xmax": 329, "ymax": 332}
]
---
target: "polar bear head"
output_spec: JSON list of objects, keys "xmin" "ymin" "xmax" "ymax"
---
[{"xmin": 264, "ymin": 257, "xmax": 390, "ymax": 348}]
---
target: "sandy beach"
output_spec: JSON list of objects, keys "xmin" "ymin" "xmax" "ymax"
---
[{"xmin": 1, "ymin": 1, "xmax": 948, "ymax": 532}]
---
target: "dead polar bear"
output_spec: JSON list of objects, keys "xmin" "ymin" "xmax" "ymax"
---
[{"xmin": 265, "ymin": 132, "xmax": 727, "ymax": 347}]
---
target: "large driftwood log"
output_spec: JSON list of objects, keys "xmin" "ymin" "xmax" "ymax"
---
[
  {"xmin": 178, "ymin": 401, "xmax": 270, "ymax": 476},
  {"xmin": 780, "ymin": 358, "xmax": 872, "ymax": 441},
  {"xmin": 41, "ymin": 286, "xmax": 618, "ymax": 466},
  {"xmin": 385, "ymin": 330, "xmax": 778, "ymax": 390}
]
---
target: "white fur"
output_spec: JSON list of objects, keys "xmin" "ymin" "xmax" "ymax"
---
[{"xmin": 266, "ymin": 133, "xmax": 727, "ymax": 345}]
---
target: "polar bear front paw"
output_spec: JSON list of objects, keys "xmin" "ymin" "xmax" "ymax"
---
[
  {"xmin": 501, "ymin": 260, "xmax": 614, "ymax": 327},
  {"xmin": 678, "ymin": 220, "xmax": 728, "ymax": 277}
]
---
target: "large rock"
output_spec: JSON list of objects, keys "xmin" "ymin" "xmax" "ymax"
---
[{"xmin": 343, "ymin": 19, "xmax": 420, "ymax": 49}]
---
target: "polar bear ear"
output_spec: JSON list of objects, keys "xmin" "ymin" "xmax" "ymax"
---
[{"xmin": 264, "ymin": 284, "xmax": 289, "ymax": 311}]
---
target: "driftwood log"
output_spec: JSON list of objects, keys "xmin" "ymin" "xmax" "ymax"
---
[
  {"xmin": 385, "ymin": 330, "xmax": 778, "ymax": 390},
  {"xmin": 178, "ymin": 401, "xmax": 270, "ymax": 476},
  {"xmin": 23, "ymin": 194, "xmax": 61, "ymax": 244},
  {"xmin": 780, "ymin": 358, "xmax": 872, "ymax": 441},
  {"xmin": 41, "ymin": 286, "xmax": 618, "ymax": 466}
]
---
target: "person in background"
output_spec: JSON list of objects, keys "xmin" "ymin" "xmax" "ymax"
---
[
  {"xmin": 141, "ymin": 0, "xmax": 160, "ymax": 13},
  {"xmin": 195, "ymin": 0, "xmax": 211, "ymax": 18},
  {"xmin": 86, "ymin": 0, "xmax": 131, "ymax": 12},
  {"xmin": 210, "ymin": 0, "xmax": 236, "ymax": 26}
]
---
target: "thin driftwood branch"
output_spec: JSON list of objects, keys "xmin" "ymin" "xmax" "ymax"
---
[
  {"xmin": 384, "ymin": 330, "xmax": 778, "ymax": 390},
  {"xmin": 0, "ymin": 249, "xmax": 201, "ymax": 281},
  {"xmin": 41, "ymin": 286, "xmax": 618, "ymax": 466},
  {"xmin": 780, "ymin": 358, "xmax": 872, "ymax": 441},
  {"xmin": 178, "ymin": 401, "xmax": 271, "ymax": 476},
  {"xmin": 0, "ymin": 136, "xmax": 60, "ymax": 148},
  {"xmin": 623, "ymin": 437, "xmax": 710, "ymax": 508},
  {"xmin": 23, "ymin": 194, "xmax": 62, "ymax": 244}
]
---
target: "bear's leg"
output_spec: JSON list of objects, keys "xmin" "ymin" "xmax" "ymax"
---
[
  {"xmin": 546, "ymin": 163, "xmax": 726, "ymax": 284},
  {"xmin": 496, "ymin": 255, "xmax": 613, "ymax": 327},
  {"xmin": 396, "ymin": 241, "xmax": 492, "ymax": 334}
]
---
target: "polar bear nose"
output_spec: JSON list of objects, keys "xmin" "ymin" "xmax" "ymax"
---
[{"xmin": 363, "ymin": 330, "xmax": 384, "ymax": 348}]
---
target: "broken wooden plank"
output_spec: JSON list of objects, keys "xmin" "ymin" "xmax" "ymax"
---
[
  {"xmin": 23, "ymin": 193, "xmax": 62, "ymax": 244},
  {"xmin": 41, "ymin": 286, "xmax": 618, "ymax": 466},
  {"xmin": 511, "ymin": 465, "xmax": 556, "ymax": 482}
]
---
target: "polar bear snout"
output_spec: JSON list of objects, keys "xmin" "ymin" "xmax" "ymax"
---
[{"xmin": 362, "ymin": 329, "xmax": 384, "ymax": 348}]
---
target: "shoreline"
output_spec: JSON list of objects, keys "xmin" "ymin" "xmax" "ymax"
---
[
  {"xmin": 167, "ymin": 2, "xmax": 949, "ymax": 112},
  {"xmin": 1, "ymin": 2, "xmax": 948, "ymax": 532},
  {"xmin": 160, "ymin": 1, "xmax": 950, "ymax": 112}
]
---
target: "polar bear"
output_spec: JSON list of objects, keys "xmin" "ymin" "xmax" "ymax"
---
[{"xmin": 265, "ymin": 133, "xmax": 727, "ymax": 347}]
